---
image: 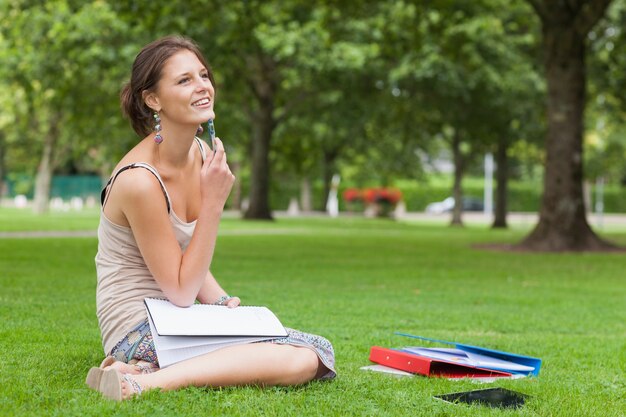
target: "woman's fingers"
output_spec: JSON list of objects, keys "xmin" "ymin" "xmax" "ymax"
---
[
  {"xmin": 205, "ymin": 137, "xmax": 225, "ymax": 167},
  {"xmin": 226, "ymin": 297, "xmax": 241, "ymax": 308},
  {"xmin": 201, "ymin": 138, "xmax": 233, "ymax": 180},
  {"xmin": 214, "ymin": 137, "xmax": 224, "ymax": 153},
  {"xmin": 212, "ymin": 138, "xmax": 234, "ymax": 176},
  {"xmin": 199, "ymin": 137, "xmax": 235, "ymax": 205}
]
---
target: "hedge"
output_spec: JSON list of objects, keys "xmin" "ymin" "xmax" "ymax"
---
[
  {"xmin": 4, "ymin": 174, "xmax": 625, "ymax": 214},
  {"xmin": 265, "ymin": 176, "xmax": 625, "ymax": 214}
]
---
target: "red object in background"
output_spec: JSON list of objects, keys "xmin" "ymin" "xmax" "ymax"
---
[
  {"xmin": 342, "ymin": 188, "xmax": 362, "ymax": 202},
  {"xmin": 361, "ymin": 188, "xmax": 402, "ymax": 204},
  {"xmin": 369, "ymin": 346, "xmax": 513, "ymax": 379}
]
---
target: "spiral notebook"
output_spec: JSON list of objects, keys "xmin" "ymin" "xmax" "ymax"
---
[{"xmin": 144, "ymin": 298, "xmax": 288, "ymax": 367}]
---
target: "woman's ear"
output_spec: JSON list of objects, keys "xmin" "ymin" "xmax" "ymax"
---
[{"xmin": 143, "ymin": 90, "xmax": 160, "ymax": 112}]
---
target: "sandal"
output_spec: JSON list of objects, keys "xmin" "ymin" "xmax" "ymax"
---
[
  {"xmin": 99, "ymin": 369, "xmax": 143, "ymax": 401},
  {"xmin": 85, "ymin": 356, "xmax": 116, "ymax": 390},
  {"xmin": 100, "ymin": 356, "xmax": 116, "ymax": 368},
  {"xmin": 86, "ymin": 357, "xmax": 157, "ymax": 390}
]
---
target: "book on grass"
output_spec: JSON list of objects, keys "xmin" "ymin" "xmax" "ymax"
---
[
  {"xmin": 368, "ymin": 333, "xmax": 541, "ymax": 379},
  {"xmin": 144, "ymin": 298, "xmax": 288, "ymax": 367}
]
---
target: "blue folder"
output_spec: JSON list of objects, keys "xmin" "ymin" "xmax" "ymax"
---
[{"xmin": 395, "ymin": 333, "xmax": 542, "ymax": 376}]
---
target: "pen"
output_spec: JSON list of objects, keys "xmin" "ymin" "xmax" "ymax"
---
[{"xmin": 208, "ymin": 119, "xmax": 216, "ymax": 153}]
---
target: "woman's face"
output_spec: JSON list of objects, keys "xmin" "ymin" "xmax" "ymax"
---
[{"xmin": 150, "ymin": 49, "xmax": 215, "ymax": 128}]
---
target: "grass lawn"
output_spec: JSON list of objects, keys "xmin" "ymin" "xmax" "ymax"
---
[
  {"xmin": 0, "ymin": 207, "xmax": 102, "ymax": 232},
  {"xmin": 0, "ymin": 209, "xmax": 624, "ymax": 416}
]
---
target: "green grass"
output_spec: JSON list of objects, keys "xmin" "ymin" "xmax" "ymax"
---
[
  {"xmin": 0, "ymin": 211, "xmax": 625, "ymax": 416},
  {"xmin": 0, "ymin": 207, "xmax": 101, "ymax": 232}
]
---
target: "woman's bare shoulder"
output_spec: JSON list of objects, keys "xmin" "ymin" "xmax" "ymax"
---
[
  {"xmin": 106, "ymin": 138, "xmax": 164, "ymax": 200},
  {"xmin": 102, "ymin": 140, "xmax": 166, "ymax": 224},
  {"xmin": 110, "ymin": 138, "xmax": 154, "ymax": 174},
  {"xmin": 104, "ymin": 163, "xmax": 167, "ymax": 216}
]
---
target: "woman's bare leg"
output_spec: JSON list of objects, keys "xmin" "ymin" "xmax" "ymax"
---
[{"xmin": 122, "ymin": 343, "xmax": 321, "ymax": 396}]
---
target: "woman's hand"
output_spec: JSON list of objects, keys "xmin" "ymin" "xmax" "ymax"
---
[
  {"xmin": 225, "ymin": 296, "xmax": 240, "ymax": 308},
  {"xmin": 200, "ymin": 137, "xmax": 235, "ymax": 209},
  {"xmin": 213, "ymin": 294, "xmax": 241, "ymax": 308}
]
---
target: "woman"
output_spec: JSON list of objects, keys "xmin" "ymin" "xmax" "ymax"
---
[{"xmin": 87, "ymin": 35, "xmax": 335, "ymax": 401}]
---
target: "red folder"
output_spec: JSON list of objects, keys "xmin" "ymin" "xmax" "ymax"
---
[{"xmin": 369, "ymin": 346, "xmax": 513, "ymax": 379}]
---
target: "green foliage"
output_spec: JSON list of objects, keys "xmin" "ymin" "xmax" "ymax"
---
[
  {"xmin": 1, "ymin": 0, "xmax": 625, "ymax": 221},
  {"xmin": 0, "ymin": 216, "xmax": 625, "ymax": 416},
  {"xmin": 0, "ymin": 0, "xmax": 136, "ymax": 183},
  {"xmin": 264, "ymin": 174, "xmax": 541, "ymax": 213},
  {"xmin": 378, "ymin": 178, "xmax": 626, "ymax": 213},
  {"xmin": 585, "ymin": 0, "xmax": 626, "ymax": 184},
  {"xmin": 378, "ymin": 177, "xmax": 543, "ymax": 213},
  {"xmin": 601, "ymin": 183, "xmax": 626, "ymax": 212}
]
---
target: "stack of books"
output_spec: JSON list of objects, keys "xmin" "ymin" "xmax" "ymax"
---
[{"xmin": 366, "ymin": 333, "xmax": 542, "ymax": 380}]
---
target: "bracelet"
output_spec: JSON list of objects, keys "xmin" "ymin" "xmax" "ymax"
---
[{"xmin": 213, "ymin": 295, "xmax": 233, "ymax": 306}]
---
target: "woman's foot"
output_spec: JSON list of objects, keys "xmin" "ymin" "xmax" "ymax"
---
[
  {"xmin": 86, "ymin": 358, "xmax": 157, "ymax": 390},
  {"xmin": 132, "ymin": 360, "xmax": 159, "ymax": 374},
  {"xmin": 98, "ymin": 369, "xmax": 143, "ymax": 401}
]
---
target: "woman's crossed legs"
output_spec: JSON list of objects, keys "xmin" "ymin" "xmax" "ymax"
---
[{"xmin": 91, "ymin": 342, "xmax": 323, "ymax": 400}]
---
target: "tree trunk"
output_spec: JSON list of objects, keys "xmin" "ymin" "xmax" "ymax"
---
[
  {"xmin": 33, "ymin": 118, "xmax": 60, "ymax": 214},
  {"xmin": 450, "ymin": 131, "xmax": 464, "ymax": 226},
  {"xmin": 244, "ymin": 56, "xmax": 277, "ymax": 220},
  {"xmin": 492, "ymin": 136, "xmax": 509, "ymax": 228},
  {"xmin": 244, "ymin": 104, "xmax": 274, "ymax": 219},
  {"xmin": 519, "ymin": 3, "xmax": 614, "ymax": 251}
]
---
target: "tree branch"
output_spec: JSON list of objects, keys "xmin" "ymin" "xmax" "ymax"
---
[
  {"xmin": 565, "ymin": 0, "xmax": 583, "ymax": 17},
  {"xmin": 575, "ymin": 0, "xmax": 613, "ymax": 36},
  {"xmin": 274, "ymin": 90, "xmax": 311, "ymax": 124},
  {"xmin": 525, "ymin": 0, "xmax": 549, "ymax": 22},
  {"xmin": 246, "ymin": 77, "xmax": 262, "ymax": 103}
]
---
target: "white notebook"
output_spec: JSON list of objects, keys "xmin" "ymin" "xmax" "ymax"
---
[{"xmin": 144, "ymin": 298, "xmax": 288, "ymax": 367}]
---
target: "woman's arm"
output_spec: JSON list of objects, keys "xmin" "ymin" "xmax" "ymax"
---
[
  {"xmin": 112, "ymin": 138, "xmax": 234, "ymax": 307},
  {"xmin": 196, "ymin": 270, "xmax": 240, "ymax": 307}
]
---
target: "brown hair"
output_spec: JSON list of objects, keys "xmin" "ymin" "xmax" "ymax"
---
[{"xmin": 120, "ymin": 35, "xmax": 216, "ymax": 137}]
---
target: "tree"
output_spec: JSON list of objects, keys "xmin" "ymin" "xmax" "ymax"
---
[
  {"xmin": 379, "ymin": 0, "xmax": 542, "ymax": 226},
  {"xmin": 0, "ymin": 82, "xmax": 21, "ymax": 197},
  {"xmin": 519, "ymin": 0, "xmax": 616, "ymax": 251},
  {"xmin": 585, "ymin": 0, "xmax": 626, "ymax": 187},
  {"xmin": 0, "ymin": 1, "xmax": 132, "ymax": 213},
  {"xmin": 485, "ymin": 3, "xmax": 545, "ymax": 229},
  {"xmin": 233, "ymin": 2, "xmax": 379, "ymax": 219},
  {"xmin": 112, "ymin": 1, "xmax": 380, "ymax": 219}
]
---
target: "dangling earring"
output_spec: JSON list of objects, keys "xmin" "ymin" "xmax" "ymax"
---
[
  {"xmin": 196, "ymin": 124, "xmax": 204, "ymax": 136},
  {"xmin": 153, "ymin": 112, "xmax": 163, "ymax": 144}
]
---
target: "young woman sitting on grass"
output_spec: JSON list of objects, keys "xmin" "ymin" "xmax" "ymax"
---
[{"xmin": 86, "ymin": 35, "xmax": 335, "ymax": 401}]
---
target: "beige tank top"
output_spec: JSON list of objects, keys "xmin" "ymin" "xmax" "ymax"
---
[{"xmin": 95, "ymin": 139, "xmax": 206, "ymax": 354}]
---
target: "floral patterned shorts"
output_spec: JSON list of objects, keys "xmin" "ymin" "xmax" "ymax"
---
[{"xmin": 109, "ymin": 318, "xmax": 159, "ymax": 366}]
